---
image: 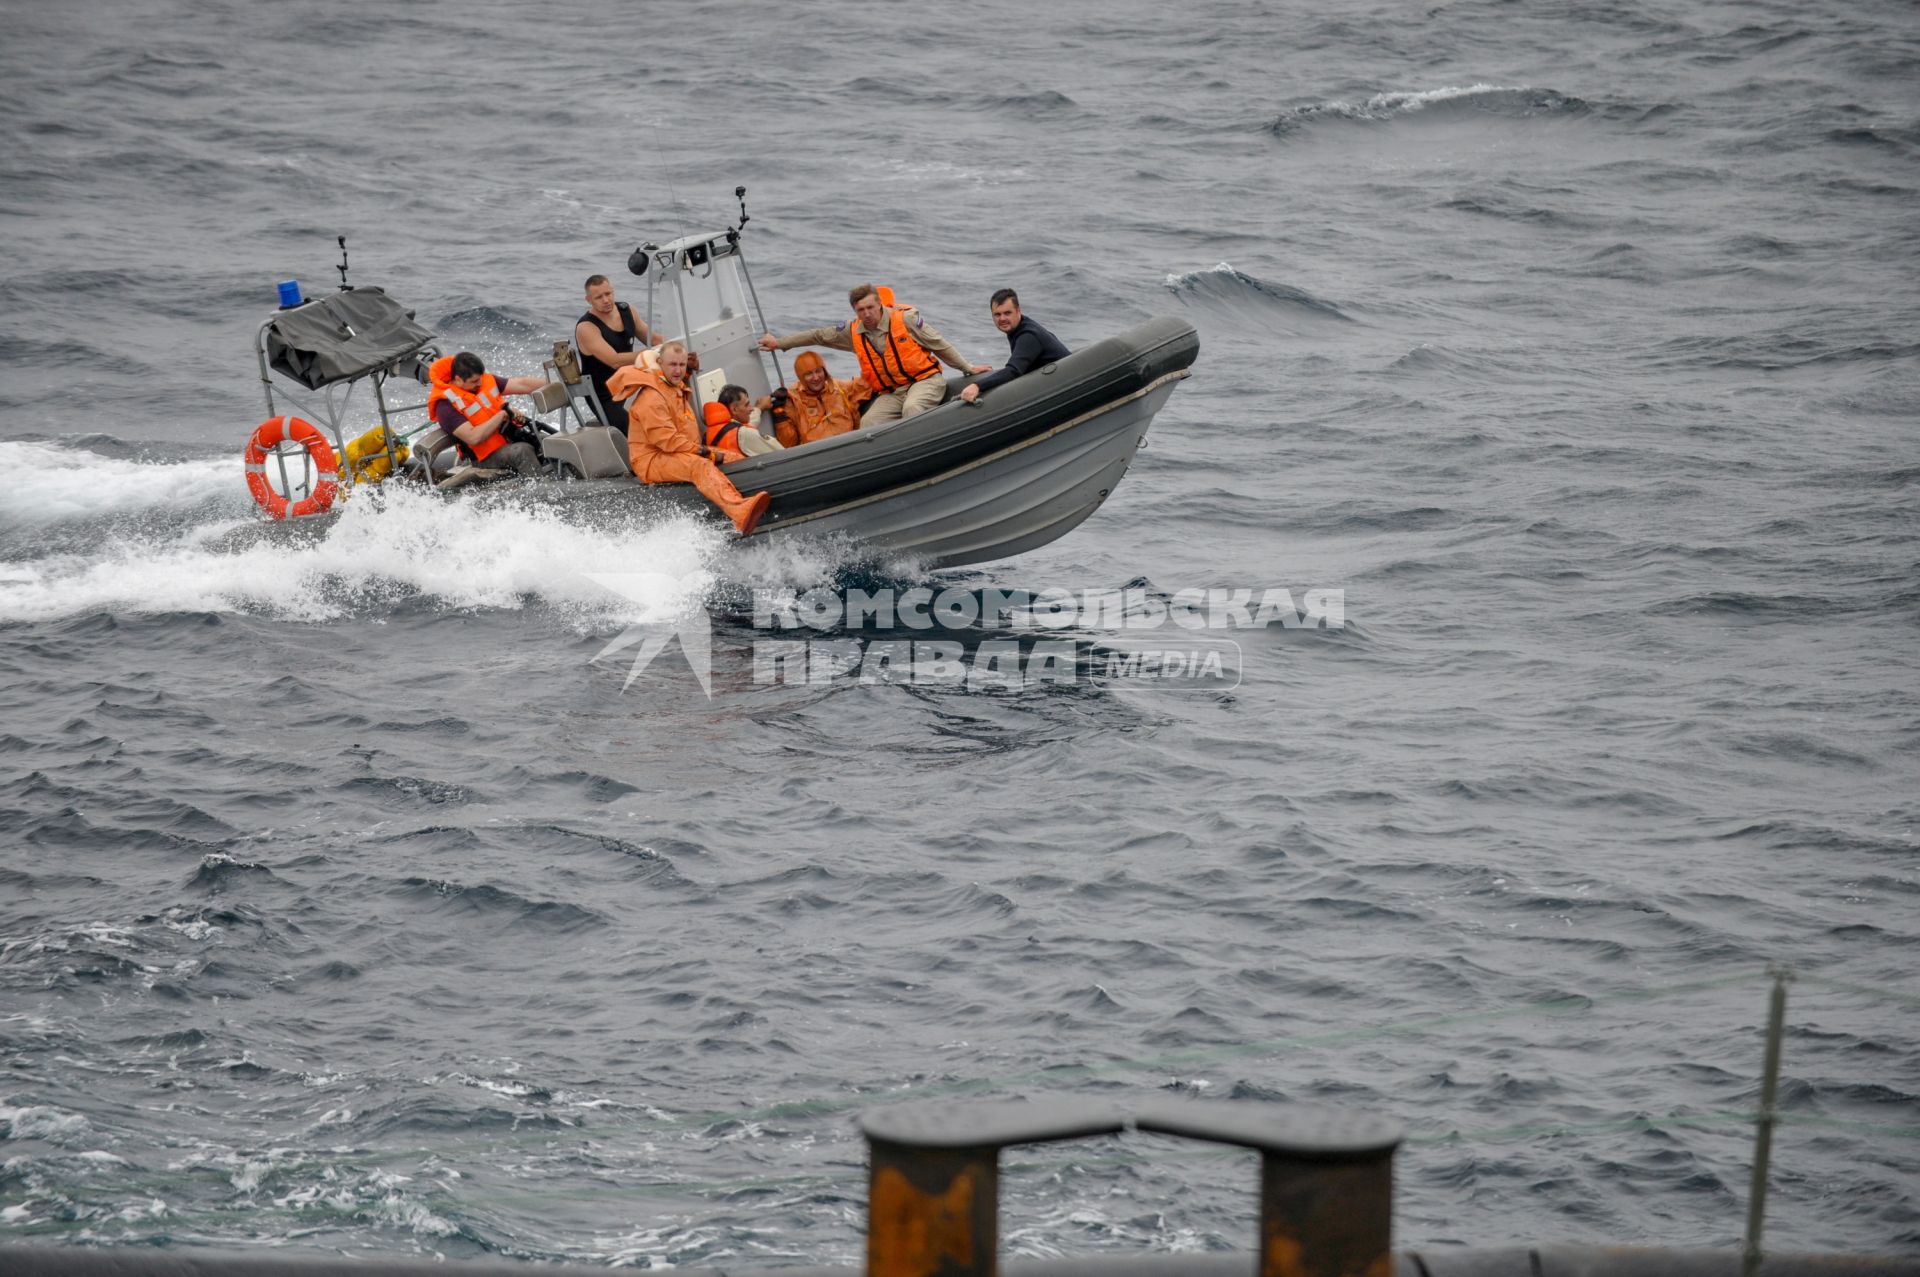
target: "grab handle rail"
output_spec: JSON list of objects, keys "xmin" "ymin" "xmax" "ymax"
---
[
  {"xmin": 861, "ymin": 1098, "xmax": 1126, "ymax": 1277},
  {"xmin": 1137, "ymin": 1102, "xmax": 1402, "ymax": 1277},
  {"xmin": 860, "ymin": 1098, "xmax": 1401, "ymax": 1277}
]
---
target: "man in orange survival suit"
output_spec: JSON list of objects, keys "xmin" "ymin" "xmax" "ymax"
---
[
  {"xmin": 607, "ymin": 341, "xmax": 772, "ymax": 535},
  {"xmin": 759, "ymin": 351, "xmax": 869, "ymax": 447},
  {"xmin": 759, "ymin": 284, "xmax": 989, "ymax": 427},
  {"xmin": 426, "ymin": 352, "xmax": 549, "ymax": 476}
]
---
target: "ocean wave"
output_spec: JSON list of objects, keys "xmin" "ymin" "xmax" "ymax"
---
[
  {"xmin": 839, "ymin": 80, "xmax": 1079, "ymax": 117},
  {"xmin": 1266, "ymin": 84, "xmax": 1592, "ymax": 136},
  {"xmin": 1726, "ymin": 731, "xmax": 1879, "ymax": 771},
  {"xmin": 1825, "ymin": 125, "xmax": 1919, "ymax": 152},
  {"xmin": 1818, "ymin": 176, "xmax": 1916, "ymax": 200},
  {"xmin": 1162, "ymin": 262, "xmax": 1351, "ymax": 324},
  {"xmin": 1646, "ymin": 334, "xmax": 1919, "ymax": 373},
  {"xmin": 393, "ymin": 877, "xmax": 610, "ymax": 931},
  {"xmin": 189, "ymin": 853, "xmax": 277, "ymax": 890},
  {"xmin": 1440, "ymin": 190, "xmax": 1606, "ymax": 229},
  {"xmin": 1386, "ymin": 345, "xmax": 1480, "ymax": 374},
  {"xmin": 1645, "ymin": 591, "xmax": 1843, "ymax": 620},
  {"xmin": 994, "ymin": 90, "xmax": 1078, "ymax": 114},
  {"xmin": 432, "ymin": 304, "xmax": 551, "ymax": 342},
  {"xmin": 0, "ymin": 1102, "xmax": 92, "ymax": 1143},
  {"xmin": 338, "ymin": 774, "xmax": 477, "ymax": 806}
]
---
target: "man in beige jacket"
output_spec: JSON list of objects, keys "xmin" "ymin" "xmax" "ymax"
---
[{"xmin": 760, "ymin": 284, "xmax": 989, "ymax": 427}]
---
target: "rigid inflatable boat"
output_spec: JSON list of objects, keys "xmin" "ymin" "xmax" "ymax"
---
[{"xmin": 243, "ymin": 199, "xmax": 1198, "ymax": 569}]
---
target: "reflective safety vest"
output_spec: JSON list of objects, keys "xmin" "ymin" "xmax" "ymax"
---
[
  {"xmin": 426, "ymin": 356, "xmax": 508, "ymax": 461},
  {"xmin": 850, "ymin": 307, "xmax": 941, "ymax": 392}
]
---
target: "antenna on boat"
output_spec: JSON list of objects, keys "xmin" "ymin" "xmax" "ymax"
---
[
  {"xmin": 726, "ymin": 185, "xmax": 786, "ymax": 391},
  {"xmin": 336, "ymin": 235, "xmax": 353, "ymax": 291}
]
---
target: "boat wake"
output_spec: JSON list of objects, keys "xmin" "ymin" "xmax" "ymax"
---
[
  {"xmin": 0, "ymin": 439, "xmax": 246, "ymax": 531},
  {"xmin": 0, "ymin": 439, "xmax": 739, "ymax": 628}
]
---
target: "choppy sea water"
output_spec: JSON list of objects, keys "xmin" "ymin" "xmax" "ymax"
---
[{"xmin": 2, "ymin": 0, "xmax": 1917, "ymax": 1266}]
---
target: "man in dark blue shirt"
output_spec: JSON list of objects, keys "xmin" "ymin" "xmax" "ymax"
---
[{"xmin": 959, "ymin": 289, "xmax": 1071, "ymax": 404}]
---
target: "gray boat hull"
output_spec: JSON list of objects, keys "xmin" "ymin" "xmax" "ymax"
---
[{"xmin": 755, "ymin": 372, "xmax": 1184, "ymax": 568}]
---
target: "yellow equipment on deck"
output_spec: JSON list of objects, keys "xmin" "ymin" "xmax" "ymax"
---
[{"xmin": 342, "ymin": 425, "xmax": 409, "ymax": 484}]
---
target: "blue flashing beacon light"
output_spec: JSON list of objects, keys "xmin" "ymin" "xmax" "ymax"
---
[{"xmin": 277, "ymin": 280, "xmax": 304, "ymax": 309}]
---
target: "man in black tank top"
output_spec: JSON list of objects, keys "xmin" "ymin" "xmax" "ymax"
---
[{"xmin": 576, "ymin": 274, "xmax": 654, "ymax": 432}]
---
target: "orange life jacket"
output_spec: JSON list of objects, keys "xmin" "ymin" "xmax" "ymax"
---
[
  {"xmin": 703, "ymin": 401, "xmax": 747, "ymax": 453},
  {"xmin": 426, "ymin": 355, "xmax": 507, "ymax": 461},
  {"xmin": 850, "ymin": 304, "xmax": 941, "ymax": 392}
]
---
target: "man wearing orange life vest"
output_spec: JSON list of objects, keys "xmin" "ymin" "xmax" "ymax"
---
[
  {"xmin": 607, "ymin": 341, "xmax": 772, "ymax": 536},
  {"xmin": 760, "ymin": 351, "xmax": 868, "ymax": 447},
  {"xmin": 703, "ymin": 384, "xmax": 785, "ymax": 457},
  {"xmin": 759, "ymin": 284, "xmax": 990, "ymax": 427},
  {"xmin": 426, "ymin": 352, "xmax": 549, "ymax": 476}
]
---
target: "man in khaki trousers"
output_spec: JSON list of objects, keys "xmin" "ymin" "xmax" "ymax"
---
[{"xmin": 761, "ymin": 283, "xmax": 989, "ymax": 428}]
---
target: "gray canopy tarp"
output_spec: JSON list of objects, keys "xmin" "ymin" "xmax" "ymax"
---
[{"xmin": 264, "ymin": 287, "xmax": 435, "ymax": 391}]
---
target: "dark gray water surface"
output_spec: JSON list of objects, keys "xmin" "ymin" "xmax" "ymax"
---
[{"xmin": 2, "ymin": 0, "xmax": 1917, "ymax": 1265}]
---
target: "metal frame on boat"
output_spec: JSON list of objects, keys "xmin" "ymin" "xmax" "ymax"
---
[{"xmin": 250, "ymin": 242, "xmax": 443, "ymax": 505}]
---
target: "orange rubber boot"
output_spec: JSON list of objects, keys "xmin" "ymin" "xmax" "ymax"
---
[
  {"xmin": 635, "ymin": 452, "xmax": 770, "ymax": 534},
  {"xmin": 733, "ymin": 490, "xmax": 771, "ymax": 536}
]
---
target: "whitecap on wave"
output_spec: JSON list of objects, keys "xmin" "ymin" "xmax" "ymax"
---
[
  {"xmin": 1162, "ymin": 262, "xmax": 1351, "ymax": 326},
  {"xmin": 1267, "ymin": 84, "xmax": 1589, "ymax": 135}
]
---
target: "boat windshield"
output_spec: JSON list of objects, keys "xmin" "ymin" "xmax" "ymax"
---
[
  {"xmin": 650, "ymin": 237, "xmax": 757, "ymax": 342},
  {"xmin": 646, "ymin": 233, "xmax": 771, "ymax": 404}
]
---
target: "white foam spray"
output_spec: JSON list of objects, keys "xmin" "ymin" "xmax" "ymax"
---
[
  {"xmin": 0, "ymin": 441, "xmax": 245, "ymax": 529},
  {"xmin": 0, "ymin": 470, "xmax": 729, "ymax": 628}
]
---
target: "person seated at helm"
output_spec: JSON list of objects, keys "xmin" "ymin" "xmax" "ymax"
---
[
  {"xmin": 575, "ymin": 274, "xmax": 654, "ymax": 433},
  {"xmin": 759, "ymin": 284, "xmax": 989, "ymax": 428},
  {"xmin": 760, "ymin": 351, "xmax": 870, "ymax": 448},
  {"xmin": 425, "ymin": 352, "xmax": 548, "ymax": 477},
  {"xmin": 702, "ymin": 384, "xmax": 785, "ymax": 457},
  {"xmin": 608, "ymin": 341, "xmax": 772, "ymax": 536}
]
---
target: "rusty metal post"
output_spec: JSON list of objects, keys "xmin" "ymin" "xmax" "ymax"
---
[
  {"xmin": 1137, "ymin": 1101, "xmax": 1404, "ymax": 1277},
  {"xmin": 859, "ymin": 1098, "xmax": 1126, "ymax": 1277}
]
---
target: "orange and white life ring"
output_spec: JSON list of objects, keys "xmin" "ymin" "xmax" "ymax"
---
[{"xmin": 244, "ymin": 416, "xmax": 339, "ymax": 519}]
